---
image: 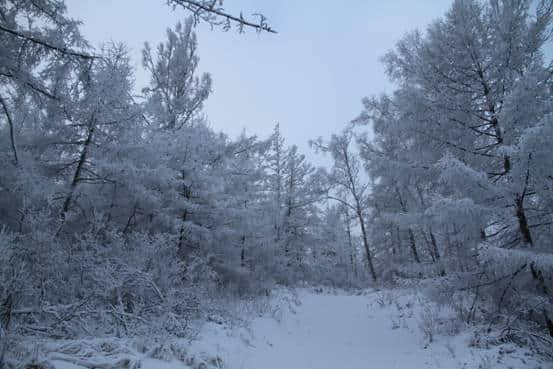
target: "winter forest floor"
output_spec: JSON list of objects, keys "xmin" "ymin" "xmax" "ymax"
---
[{"xmin": 47, "ymin": 288, "xmax": 549, "ymax": 369}]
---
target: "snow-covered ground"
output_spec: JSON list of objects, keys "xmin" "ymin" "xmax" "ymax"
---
[{"xmin": 52, "ymin": 288, "xmax": 549, "ymax": 369}]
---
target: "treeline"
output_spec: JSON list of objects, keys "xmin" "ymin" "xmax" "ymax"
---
[
  {"xmin": 1, "ymin": 0, "xmax": 553, "ymax": 365},
  {"xmin": 333, "ymin": 0, "xmax": 553, "ymax": 349},
  {"xmin": 0, "ymin": 1, "xmax": 361, "ymax": 362}
]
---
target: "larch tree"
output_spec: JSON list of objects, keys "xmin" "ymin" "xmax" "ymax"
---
[
  {"xmin": 356, "ymin": 0, "xmax": 553, "ymax": 337},
  {"xmin": 142, "ymin": 18, "xmax": 212, "ymax": 131},
  {"xmin": 314, "ymin": 129, "xmax": 378, "ymax": 282}
]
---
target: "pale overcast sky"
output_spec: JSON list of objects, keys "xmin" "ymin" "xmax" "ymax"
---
[{"xmin": 66, "ymin": 0, "xmax": 454, "ymax": 162}]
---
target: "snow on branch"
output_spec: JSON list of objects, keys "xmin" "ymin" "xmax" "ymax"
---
[{"xmin": 167, "ymin": 0, "xmax": 276, "ymax": 33}]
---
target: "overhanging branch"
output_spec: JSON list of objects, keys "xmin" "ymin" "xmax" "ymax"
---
[{"xmin": 168, "ymin": 0, "xmax": 276, "ymax": 33}]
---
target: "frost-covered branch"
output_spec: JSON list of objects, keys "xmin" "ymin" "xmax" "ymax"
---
[{"xmin": 167, "ymin": 0, "xmax": 276, "ymax": 33}]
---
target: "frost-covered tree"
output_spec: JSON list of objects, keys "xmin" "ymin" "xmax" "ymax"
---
[
  {"xmin": 0, "ymin": 0, "xmax": 93, "ymax": 230},
  {"xmin": 142, "ymin": 19, "xmax": 212, "ymax": 130},
  {"xmin": 281, "ymin": 145, "xmax": 325, "ymax": 274},
  {"xmin": 0, "ymin": 1, "xmax": 296, "ymax": 367},
  {"xmin": 314, "ymin": 129, "xmax": 377, "ymax": 282},
  {"xmin": 355, "ymin": 0, "xmax": 553, "ymax": 339},
  {"xmin": 310, "ymin": 204, "xmax": 362, "ymax": 286},
  {"xmin": 262, "ymin": 124, "xmax": 328, "ymax": 281},
  {"xmin": 265, "ymin": 123, "xmax": 287, "ymax": 245}
]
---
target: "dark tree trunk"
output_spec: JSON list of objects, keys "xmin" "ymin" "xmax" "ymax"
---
[
  {"xmin": 358, "ymin": 208, "xmax": 377, "ymax": 282},
  {"xmin": 408, "ymin": 229, "xmax": 421, "ymax": 264},
  {"xmin": 396, "ymin": 188, "xmax": 421, "ymax": 264},
  {"xmin": 57, "ymin": 117, "xmax": 96, "ymax": 235},
  {"xmin": 515, "ymin": 196, "xmax": 533, "ymax": 246}
]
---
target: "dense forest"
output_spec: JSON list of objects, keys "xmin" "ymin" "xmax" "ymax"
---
[{"xmin": 0, "ymin": 0, "xmax": 552, "ymax": 368}]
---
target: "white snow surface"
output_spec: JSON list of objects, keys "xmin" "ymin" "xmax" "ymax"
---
[
  {"xmin": 221, "ymin": 291, "xmax": 446, "ymax": 368},
  {"xmin": 203, "ymin": 291, "xmax": 449, "ymax": 369},
  {"xmin": 53, "ymin": 288, "xmax": 547, "ymax": 369}
]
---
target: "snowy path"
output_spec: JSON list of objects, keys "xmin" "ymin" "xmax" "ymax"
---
[
  {"xmin": 236, "ymin": 292, "xmax": 452, "ymax": 369},
  {"xmin": 51, "ymin": 289, "xmax": 540, "ymax": 369},
  {"xmin": 181, "ymin": 290, "xmax": 489, "ymax": 369}
]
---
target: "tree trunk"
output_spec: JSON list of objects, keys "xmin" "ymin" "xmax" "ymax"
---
[
  {"xmin": 57, "ymin": 116, "xmax": 96, "ymax": 235},
  {"xmin": 0, "ymin": 294, "xmax": 13, "ymax": 369},
  {"xmin": 240, "ymin": 235, "xmax": 246, "ymax": 268},
  {"xmin": 358, "ymin": 208, "xmax": 377, "ymax": 282},
  {"xmin": 515, "ymin": 196, "xmax": 533, "ymax": 246},
  {"xmin": 0, "ymin": 95, "xmax": 18, "ymax": 166},
  {"xmin": 429, "ymin": 230, "xmax": 440, "ymax": 261},
  {"xmin": 429, "ymin": 229, "xmax": 445, "ymax": 276},
  {"xmin": 422, "ymin": 232, "xmax": 436, "ymax": 263},
  {"xmin": 395, "ymin": 226, "xmax": 402, "ymax": 260},
  {"xmin": 529, "ymin": 262, "xmax": 553, "ymax": 337},
  {"xmin": 177, "ymin": 170, "xmax": 192, "ymax": 256},
  {"xmin": 408, "ymin": 229, "xmax": 421, "ymax": 264},
  {"xmin": 396, "ymin": 188, "xmax": 421, "ymax": 263},
  {"xmin": 344, "ymin": 212, "xmax": 357, "ymax": 278}
]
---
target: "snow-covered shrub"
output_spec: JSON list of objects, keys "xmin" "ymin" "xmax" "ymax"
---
[
  {"xmin": 418, "ymin": 302, "xmax": 440, "ymax": 344},
  {"xmin": 144, "ymin": 339, "xmax": 188, "ymax": 362},
  {"xmin": 213, "ymin": 263, "xmax": 266, "ymax": 298},
  {"xmin": 375, "ymin": 290, "xmax": 398, "ymax": 308}
]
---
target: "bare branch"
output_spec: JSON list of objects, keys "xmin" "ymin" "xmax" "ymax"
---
[
  {"xmin": 167, "ymin": 0, "xmax": 276, "ymax": 33},
  {"xmin": 0, "ymin": 24, "xmax": 97, "ymax": 60}
]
